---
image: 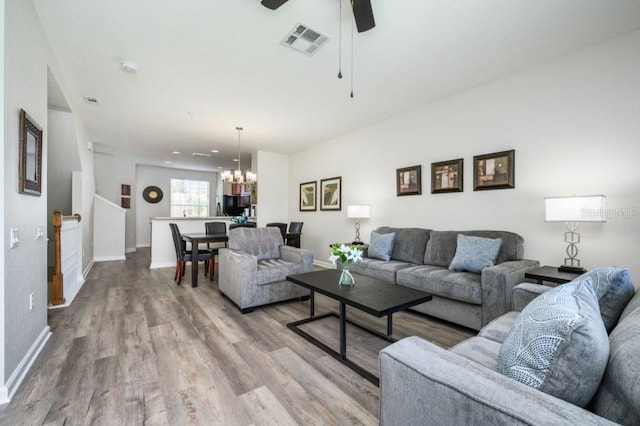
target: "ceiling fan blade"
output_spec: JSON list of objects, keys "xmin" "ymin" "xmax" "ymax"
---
[
  {"xmin": 351, "ymin": 0, "xmax": 375, "ymax": 32},
  {"xmin": 261, "ymin": 0, "xmax": 289, "ymax": 10}
]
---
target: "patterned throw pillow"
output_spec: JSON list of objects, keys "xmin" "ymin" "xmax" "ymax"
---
[
  {"xmin": 448, "ymin": 234, "xmax": 502, "ymax": 273},
  {"xmin": 497, "ymin": 277, "xmax": 609, "ymax": 407},
  {"xmin": 574, "ymin": 267, "xmax": 634, "ymax": 332},
  {"xmin": 368, "ymin": 231, "xmax": 395, "ymax": 261}
]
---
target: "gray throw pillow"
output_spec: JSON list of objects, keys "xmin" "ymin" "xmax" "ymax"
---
[
  {"xmin": 448, "ymin": 234, "xmax": 502, "ymax": 273},
  {"xmin": 497, "ymin": 277, "xmax": 609, "ymax": 407},
  {"xmin": 573, "ymin": 266, "xmax": 634, "ymax": 332},
  {"xmin": 368, "ymin": 231, "xmax": 395, "ymax": 261}
]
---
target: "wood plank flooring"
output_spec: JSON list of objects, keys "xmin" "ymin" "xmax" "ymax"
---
[{"xmin": 0, "ymin": 249, "xmax": 474, "ymax": 425}]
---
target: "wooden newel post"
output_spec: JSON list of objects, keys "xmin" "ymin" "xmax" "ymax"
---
[{"xmin": 51, "ymin": 209, "xmax": 66, "ymax": 306}]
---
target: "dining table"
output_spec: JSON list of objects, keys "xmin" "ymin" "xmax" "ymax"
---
[{"xmin": 181, "ymin": 233, "xmax": 228, "ymax": 287}]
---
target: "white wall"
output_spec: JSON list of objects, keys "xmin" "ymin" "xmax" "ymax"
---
[
  {"xmin": 93, "ymin": 152, "xmax": 137, "ymax": 251},
  {"xmin": 256, "ymin": 150, "xmax": 289, "ymax": 226},
  {"xmin": 290, "ymin": 30, "xmax": 640, "ymax": 279},
  {"xmin": 2, "ymin": 0, "xmax": 51, "ymax": 401},
  {"xmin": 47, "ymin": 108, "xmax": 80, "ymax": 272},
  {"xmin": 135, "ymin": 164, "xmax": 218, "ymax": 246}
]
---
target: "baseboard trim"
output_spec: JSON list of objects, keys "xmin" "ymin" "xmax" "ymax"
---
[
  {"xmin": 0, "ymin": 326, "xmax": 52, "ymax": 404},
  {"xmin": 83, "ymin": 259, "xmax": 94, "ymax": 281},
  {"xmin": 150, "ymin": 261, "xmax": 174, "ymax": 269},
  {"xmin": 125, "ymin": 247, "xmax": 137, "ymax": 253},
  {"xmin": 94, "ymin": 255, "xmax": 126, "ymax": 262},
  {"xmin": 314, "ymin": 260, "xmax": 334, "ymax": 269}
]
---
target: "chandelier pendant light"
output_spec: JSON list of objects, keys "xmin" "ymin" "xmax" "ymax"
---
[{"xmin": 222, "ymin": 126, "xmax": 257, "ymax": 184}]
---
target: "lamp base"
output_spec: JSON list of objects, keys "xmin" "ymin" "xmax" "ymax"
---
[{"xmin": 558, "ymin": 265, "xmax": 586, "ymax": 274}]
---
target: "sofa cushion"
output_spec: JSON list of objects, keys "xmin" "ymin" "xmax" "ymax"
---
[
  {"xmin": 397, "ymin": 265, "xmax": 482, "ymax": 305},
  {"xmin": 573, "ymin": 266, "xmax": 634, "ymax": 332},
  {"xmin": 229, "ymin": 227, "xmax": 281, "ymax": 261},
  {"xmin": 256, "ymin": 258, "xmax": 303, "ymax": 286},
  {"xmin": 497, "ymin": 277, "xmax": 609, "ymax": 407},
  {"xmin": 449, "ymin": 234, "xmax": 502, "ymax": 273},
  {"xmin": 368, "ymin": 231, "xmax": 395, "ymax": 261},
  {"xmin": 424, "ymin": 230, "xmax": 524, "ymax": 267},
  {"xmin": 375, "ymin": 227, "xmax": 431, "ymax": 264},
  {"xmin": 350, "ymin": 258, "xmax": 413, "ymax": 284},
  {"xmin": 450, "ymin": 336, "xmax": 502, "ymax": 371},
  {"xmin": 477, "ymin": 311, "xmax": 519, "ymax": 344},
  {"xmin": 590, "ymin": 291, "xmax": 640, "ymax": 424}
]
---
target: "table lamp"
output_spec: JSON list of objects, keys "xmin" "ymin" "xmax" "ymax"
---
[
  {"xmin": 544, "ymin": 195, "xmax": 606, "ymax": 273},
  {"xmin": 347, "ymin": 205, "xmax": 370, "ymax": 244}
]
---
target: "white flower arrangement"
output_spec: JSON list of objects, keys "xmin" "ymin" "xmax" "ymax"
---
[{"xmin": 329, "ymin": 243, "xmax": 363, "ymax": 268}]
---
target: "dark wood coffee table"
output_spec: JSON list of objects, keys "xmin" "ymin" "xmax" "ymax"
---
[{"xmin": 286, "ymin": 269, "xmax": 432, "ymax": 385}]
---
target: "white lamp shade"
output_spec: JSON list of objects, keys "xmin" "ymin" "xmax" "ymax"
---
[
  {"xmin": 347, "ymin": 205, "xmax": 371, "ymax": 219},
  {"xmin": 545, "ymin": 195, "xmax": 606, "ymax": 222}
]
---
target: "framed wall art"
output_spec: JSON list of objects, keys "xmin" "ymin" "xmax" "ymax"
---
[
  {"xmin": 18, "ymin": 109, "xmax": 43, "ymax": 196},
  {"xmin": 396, "ymin": 165, "xmax": 422, "ymax": 196},
  {"xmin": 121, "ymin": 197, "xmax": 131, "ymax": 209},
  {"xmin": 299, "ymin": 181, "xmax": 317, "ymax": 211},
  {"xmin": 431, "ymin": 158, "xmax": 463, "ymax": 193},
  {"xmin": 121, "ymin": 184, "xmax": 131, "ymax": 196},
  {"xmin": 320, "ymin": 176, "xmax": 342, "ymax": 210},
  {"xmin": 473, "ymin": 149, "xmax": 515, "ymax": 191}
]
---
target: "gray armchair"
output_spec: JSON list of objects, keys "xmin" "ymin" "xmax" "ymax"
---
[{"xmin": 218, "ymin": 227, "xmax": 312, "ymax": 313}]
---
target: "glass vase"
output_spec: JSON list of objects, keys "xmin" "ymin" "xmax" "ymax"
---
[{"xmin": 339, "ymin": 263, "xmax": 355, "ymax": 286}]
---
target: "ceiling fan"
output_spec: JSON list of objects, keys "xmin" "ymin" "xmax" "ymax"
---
[{"xmin": 260, "ymin": 0, "xmax": 375, "ymax": 33}]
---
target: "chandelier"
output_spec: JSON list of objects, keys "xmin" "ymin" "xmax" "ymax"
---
[{"xmin": 221, "ymin": 126, "xmax": 257, "ymax": 184}]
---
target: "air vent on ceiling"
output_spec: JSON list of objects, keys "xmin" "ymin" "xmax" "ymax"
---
[
  {"xmin": 192, "ymin": 152, "xmax": 211, "ymax": 158},
  {"xmin": 83, "ymin": 95, "xmax": 100, "ymax": 105},
  {"xmin": 281, "ymin": 23, "xmax": 329, "ymax": 56}
]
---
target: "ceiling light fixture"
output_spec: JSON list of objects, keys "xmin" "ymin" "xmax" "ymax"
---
[{"xmin": 222, "ymin": 126, "xmax": 257, "ymax": 184}]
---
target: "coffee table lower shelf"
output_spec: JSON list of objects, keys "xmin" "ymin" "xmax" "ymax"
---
[{"xmin": 287, "ymin": 306, "xmax": 396, "ymax": 386}]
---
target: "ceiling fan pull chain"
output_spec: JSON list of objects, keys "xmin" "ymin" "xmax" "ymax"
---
[
  {"xmin": 350, "ymin": 1, "xmax": 355, "ymax": 98},
  {"xmin": 338, "ymin": 0, "xmax": 343, "ymax": 79}
]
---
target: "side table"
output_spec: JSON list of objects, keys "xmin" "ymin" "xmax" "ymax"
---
[{"xmin": 525, "ymin": 265, "xmax": 583, "ymax": 286}]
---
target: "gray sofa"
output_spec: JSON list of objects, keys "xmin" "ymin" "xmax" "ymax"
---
[
  {"xmin": 379, "ymin": 276, "xmax": 640, "ymax": 425},
  {"xmin": 218, "ymin": 227, "xmax": 312, "ymax": 313},
  {"xmin": 350, "ymin": 227, "xmax": 539, "ymax": 330}
]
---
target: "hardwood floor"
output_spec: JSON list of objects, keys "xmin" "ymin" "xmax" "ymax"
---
[{"xmin": 0, "ymin": 249, "xmax": 474, "ymax": 425}]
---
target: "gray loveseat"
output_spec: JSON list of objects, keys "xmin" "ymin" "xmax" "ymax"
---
[
  {"xmin": 350, "ymin": 227, "xmax": 539, "ymax": 330},
  {"xmin": 219, "ymin": 227, "xmax": 313, "ymax": 313},
  {"xmin": 379, "ymin": 273, "xmax": 640, "ymax": 425}
]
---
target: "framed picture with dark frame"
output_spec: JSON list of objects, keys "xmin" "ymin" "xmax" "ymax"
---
[
  {"xmin": 431, "ymin": 158, "xmax": 463, "ymax": 193},
  {"xmin": 299, "ymin": 181, "xmax": 317, "ymax": 211},
  {"xmin": 396, "ymin": 165, "xmax": 422, "ymax": 196},
  {"xmin": 18, "ymin": 109, "xmax": 43, "ymax": 196},
  {"xmin": 473, "ymin": 149, "xmax": 515, "ymax": 191},
  {"xmin": 121, "ymin": 184, "xmax": 131, "ymax": 196},
  {"xmin": 320, "ymin": 176, "xmax": 342, "ymax": 210},
  {"xmin": 121, "ymin": 197, "xmax": 131, "ymax": 209}
]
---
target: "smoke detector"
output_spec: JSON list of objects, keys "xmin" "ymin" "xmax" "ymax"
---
[{"xmin": 281, "ymin": 23, "xmax": 330, "ymax": 56}]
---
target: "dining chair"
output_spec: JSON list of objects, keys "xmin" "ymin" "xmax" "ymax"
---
[
  {"xmin": 266, "ymin": 222, "xmax": 287, "ymax": 243},
  {"xmin": 286, "ymin": 222, "xmax": 303, "ymax": 248},
  {"xmin": 169, "ymin": 223, "xmax": 214, "ymax": 285},
  {"xmin": 205, "ymin": 221, "xmax": 227, "ymax": 276},
  {"xmin": 228, "ymin": 222, "xmax": 257, "ymax": 230}
]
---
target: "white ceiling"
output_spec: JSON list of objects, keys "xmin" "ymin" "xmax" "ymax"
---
[{"xmin": 32, "ymin": 0, "xmax": 640, "ymax": 172}]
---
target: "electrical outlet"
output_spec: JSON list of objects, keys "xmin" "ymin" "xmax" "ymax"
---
[
  {"xmin": 10, "ymin": 228, "xmax": 19, "ymax": 248},
  {"xmin": 29, "ymin": 293, "xmax": 34, "ymax": 310}
]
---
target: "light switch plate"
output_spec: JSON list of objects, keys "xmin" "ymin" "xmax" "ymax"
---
[
  {"xmin": 10, "ymin": 228, "xmax": 19, "ymax": 248},
  {"xmin": 36, "ymin": 225, "xmax": 44, "ymax": 240}
]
